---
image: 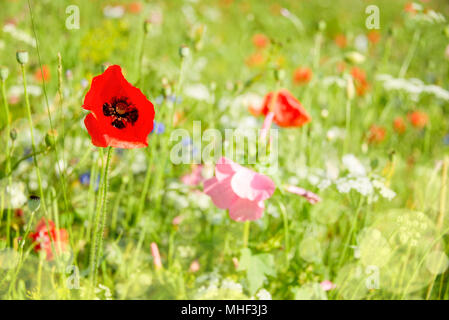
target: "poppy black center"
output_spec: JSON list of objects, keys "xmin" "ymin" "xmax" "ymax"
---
[{"xmin": 102, "ymin": 97, "xmax": 138, "ymax": 129}]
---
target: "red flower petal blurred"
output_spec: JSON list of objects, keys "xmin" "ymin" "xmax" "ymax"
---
[
  {"xmin": 261, "ymin": 89, "xmax": 311, "ymax": 128},
  {"xmin": 34, "ymin": 65, "xmax": 51, "ymax": 83},
  {"xmin": 408, "ymin": 111, "xmax": 428, "ymax": 128},
  {"xmin": 368, "ymin": 125, "xmax": 386, "ymax": 144},
  {"xmin": 293, "ymin": 67, "xmax": 313, "ymax": 85},
  {"xmin": 252, "ymin": 33, "xmax": 270, "ymax": 49},
  {"xmin": 82, "ymin": 65, "xmax": 155, "ymax": 148},
  {"xmin": 29, "ymin": 218, "xmax": 68, "ymax": 261},
  {"xmin": 393, "ymin": 117, "xmax": 406, "ymax": 134}
]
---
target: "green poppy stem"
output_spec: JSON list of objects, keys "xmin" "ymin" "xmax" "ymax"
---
[
  {"xmin": 21, "ymin": 64, "xmax": 47, "ymax": 214},
  {"xmin": 90, "ymin": 146, "xmax": 113, "ymax": 291}
]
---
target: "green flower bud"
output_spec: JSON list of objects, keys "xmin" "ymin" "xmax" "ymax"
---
[
  {"xmin": 10, "ymin": 128, "xmax": 17, "ymax": 141},
  {"xmin": 344, "ymin": 51, "xmax": 366, "ymax": 65},
  {"xmin": 179, "ymin": 45, "xmax": 190, "ymax": 59},
  {"xmin": 0, "ymin": 66, "xmax": 9, "ymax": 81},
  {"xmin": 27, "ymin": 195, "xmax": 41, "ymax": 212},
  {"xmin": 45, "ymin": 130, "xmax": 58, "ymax": 148},
  {"xmin": 16, "ymin": 51, "xmax": 29, "ymax": 65},
  {"xmin": 274, "ymin": 68, "xmax": 285, "ymax": 81},
  {"xmin": 345, "ymin": 75, "xmax": 355, "ymax": 100},
  {"xmin": 444, "ymin": 25, "xmax": 449, "ymax": 38},
  {"xmin": 144, "ymin": 20, "xmax": 151, "ymax": 34},
  {"xmin": 318, "ymin": 20, "xmax": 326, "ymax": 32}
]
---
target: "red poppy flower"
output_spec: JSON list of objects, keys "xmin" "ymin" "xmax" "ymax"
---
[
  {"xmin": 367, "ymin": 30, "xmax": 381, "ymax": 45},
  {"xmin": 393, "ymin": 117, "xmax": 406, "ymax": 134},
  {"xmin": 368, "ymin": 125, "xmax": 386, "ymax": 144},
  {"xmin": 128, "ymin": 2, "xmax": 143, "ymax": 14},
  {"xmin": 252, "ymin": 33, "xmax": 269, "ymax": 49},
  {"xmin": 83, "ymin": 65, "xmax": 155, "ymax": 148},
  {"xmin": 350, "ymin": 67, "xmax": 370, "ymax": 96},
  {"xmin": 334, "ymin": 34, "xmax": 347, "ymax": 49},
  {"xmin": 404, "ymin": 3, "xmax": 417, "ymax": 15},
  {"xmin": 29, "ymin": 218, "xmax": 69, "ymax": 261},
  {"xmin": 261, "ymin": 89, "xmax": 311, "ymax": 128},
  {"xmin": 34, "ymin": 65, "xmax": 51, "ymax": 83},
  {"xmin": 293, "ymin": 67, "xmax": 313, "ymax": 85},
  {"xmin": 408, "ymin": 111, "xmax": 428, "ymax": 128},
  {"xmin": 245, "ymin": 52, "xmax": 266, "ymax": 67}
]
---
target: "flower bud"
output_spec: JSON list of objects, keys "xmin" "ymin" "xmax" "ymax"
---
[
  {"xmin": 274, "ymin": 68, "xmax": 285, "ymax": 81},
  {"xmin": 318, "ymin": 20, "xmax": 326, "ymax": 32},
  {"xmin": 16, "ymin": 51, "xmax": 29, "ymax": 65},
  {"xmin": 10, "ymin": 128, "xmax": 17, "ymax": 141},
  {"xmin": 444, "ymin": 25, "xmax": 449, "ymax": 38},
  {"xmin": 345, "ymin": 75, "xmax": 355, "ymax": 100},
  {"xmin": 143, "ymin": 20, "xmax": 151, "ymax": 34},
  {"xmin": 344, "ymin": 51, "xmax": 366, "ymax": 65},
  {"xmin": 27, "ymin": 195, "xmax": 41, "ymax": 212},
  {"xmin": 179, "ymin": 45, "xmax": 190, "ymax": 59},
  {"xmin": 0, "ymin": 66, "xmax": 9, "ymax": 81},
  {"xmin": 45, "ymin": 130, "xmax": 58, "ymax": 148}
]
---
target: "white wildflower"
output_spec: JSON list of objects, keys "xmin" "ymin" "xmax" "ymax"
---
[
  {"xmin": 184, "ymin": 84, "xmax": 211, "ymax": 101},
  {"xmin": 322, "ymin": 76, "xmax": 346, "ymax": 88},
  {"xmin": 103, "ymin": 5, "xmax": 125, "ymax": 19},
  {"xmin": 3, "ymin": 23, "xmax": 37, "ymax": 47},
  {"xmin": 9, "ymin": 84, "xmax": 42, "ymax": 97},
  {"xmin": 354, "ymin": 34, "xmax": 368, "ymax": 53},
  {"xmin": 256, "ymin": 289, "xmax": 272, "ymax": 300},
  {"xmin": 327, "ymin": 127, "xmax": 346, "ymax": 141},
  {"xmin": 342, "ymin": 154, "xmax": 366, "ymax": 176},
  {"xmin": 4, "ymin": 182, "xmax": 27, "ymax": 208}
]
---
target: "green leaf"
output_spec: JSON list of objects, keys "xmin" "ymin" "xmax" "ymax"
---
[{"xmin": 238, "ymin": 248, "xmax": 276, "ymax": 295}]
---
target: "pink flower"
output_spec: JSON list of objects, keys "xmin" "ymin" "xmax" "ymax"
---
[
  {"xmin": 285, "ymin": 185, "xmax": 321, "ymax": 204},
  {"xmin": 172, "ymin": 215, "xmax": 183, "ymax": 226},
  {"xmin": 203, "ymin": 157, "xmax": 275, "ymax": 221},
  {"xmin": 150, "ymin": 242, "xmax": 162, "ymax": 270},
  {"xmin": 181, "ymin": 165, "xmax": 205, "ymax": 186},
  {"xmin": 320, "ymin": 280, "xmax": 336, "ymax": 291},
  {"xmin": 189, "ymin": 260, "xmax": 200, "ymax": 272}
]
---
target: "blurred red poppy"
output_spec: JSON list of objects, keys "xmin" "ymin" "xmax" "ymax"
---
[
  {"xmin": 350, "ymin": 67, "xmax": 370, "ymax": 96},
  {"xmin": 83, "ymin": 65, "xmax": 155, "ymax": 148},
  {"xmin": 393, "ymin": 117, "xmax": 406, "ymax": 134},
  {"xmin": 245, "ymin": 52, "xmax": 266, "ymax": 67},
  {"xmin": 34, "ymin": 65, "xmax": 51, "ymax": 83},
  {"xmin": 252, "ymin": 33, "xmax": 269, "ymax": 49},
  {"xmin": 128, "ymin": 2, "xmax": 142, "ymax": 13},
  {"xmin": 261, "ymin": 89, "xmax": 311, "ymax": 128},
  {"xmin": 30, "ymin": 218, "xmax": 68, "ymax": 261},
  {"xmin": 293, "ymin": 67, "xmax": 313, "ymax": 85},
  {"xmin": 368, "ymin": 125, "xmax": 386, "ymax": 144},
  {"xmin": 404, "ymin": 3, "xmax": 417, "ymax": 14},
  {"xmin": 334, "ymin": 34, "xmax": 347, "ymax": 48},
  {"xmin": 367, "ymin": 30, "xmax": 381, "ymax": 45},
  {"xmin": 408, "ymin": 111, "xmax": 428, "ymax": 128}
]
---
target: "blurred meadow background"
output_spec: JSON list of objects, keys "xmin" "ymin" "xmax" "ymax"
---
[{"xmin": 1, "ymin": 0, "xmax": 449, "ymax": 300}]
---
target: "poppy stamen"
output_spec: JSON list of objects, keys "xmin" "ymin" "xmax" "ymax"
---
[{"xmin": 102, "ymin": 96, "xmax": 139, "ymax": 129}]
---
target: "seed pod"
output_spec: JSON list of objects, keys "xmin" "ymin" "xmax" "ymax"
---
[
  {"xmin": 345, "ymin": 75, "xmax": 355, "ymax": 100},
  {"xmin": 10, "ymin": 128, "xmax": 17, "ymax": 141},
  {"xmin": 344, "ymin": 51, "xmax": 366, "ymax": 65},
  {"xmin": 28, "ymin": 195, "xmax": 41, "ymax": 212},
  {"xmin": 274, "ymin": 68, "xmax": 285, "ymax": 81},
  {"xmin": 0, "ymin": 66, "xmax": 9, "ymax": 81},
  {"xmin": 45, "ymin": 130, "xmax": 58, "ymax": 148},
  {"xmin": 16, "ymin": 51, "xmax": 29, "ymax": 65},
  {"xmin": 179, "ymin": 45, "xmax": 190, "ymax": 59}
]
